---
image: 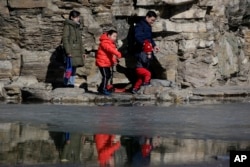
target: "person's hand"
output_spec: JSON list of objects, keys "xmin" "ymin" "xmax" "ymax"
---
[
  {"xmin": 154, "ymin": 46, "xmax": 160, "ymax": 53},
  {"xmin": 147, "ymin": 54, "xmax": 152, "ymax": 59},
  {"xmin": 67, "ymin": 54, "xmax": 72, "ymax": 57},
  {"xmin": 112, "ymin": 55, "xmax": 120, "ymax": 65},
  {"xmin": 113, "ymin": 59, "xmax": 118, "ymax": 66}
]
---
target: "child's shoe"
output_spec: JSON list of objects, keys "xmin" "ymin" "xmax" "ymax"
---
[
  {"xmin": 142, "ymin": 82, "xmax": 152, "ymax": 87},
  {"xmin": 102, "ymin": 89, "xmax": 111, "ymax": 95},
  {"xmin": 98, "ymin": 89, "xmax": 111, "ymax": 95},
  {"xmin": 131, "ymin": 88, "xmax": 138, "ymax": 94}
]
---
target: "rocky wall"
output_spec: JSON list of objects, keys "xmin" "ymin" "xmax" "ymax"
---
[{"xmin": 0, "ymin": 0, "xmax": 250, "ymax": 90}]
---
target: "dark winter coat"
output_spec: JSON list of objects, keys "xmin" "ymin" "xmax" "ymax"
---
[
  {"xmin": 136, "ymin": 52, "xmax": 153, "ymax": 69},
  {"xmin": 62, "ymin": 19, "xmax": 85, "ymax": 67},
  {"xmin": 134, "ymin": 19, "xmax": 156, "ymax": 52}
]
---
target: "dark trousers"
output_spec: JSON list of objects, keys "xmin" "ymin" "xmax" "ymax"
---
[{"xmin": 98, "ymin": 67, "xmax": 112, "ymax": 91}]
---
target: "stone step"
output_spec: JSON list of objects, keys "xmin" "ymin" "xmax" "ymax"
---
[
  {"xmin": 192, "ymin": 86, "xmax": 250, "ymax": 97},
  {"xmin": 8, "ymin": 0, "xmax": 47, "ymax": 8}
]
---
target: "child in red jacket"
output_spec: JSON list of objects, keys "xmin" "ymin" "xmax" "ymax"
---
[
  {"xmin": 96, "ymin": 30, "xmax": 122, "ymax": 95},
  {"xmin": 132, "ymin": 40, "xmax": 154, "ymax": 94}
]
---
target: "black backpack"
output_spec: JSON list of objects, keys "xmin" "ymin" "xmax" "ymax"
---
[
  {"xmin": 127, "ymin": 23, "xmax": 136, "ymax": 54},
  {"xmin": 53, "ymin": 44, "xmax": 67, "ymax": 66},
  {"xmin": 126, "ymin": 22, "xmax": 145, "ymax": 55}
]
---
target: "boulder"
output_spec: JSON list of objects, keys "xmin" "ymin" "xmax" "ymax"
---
[
  {"xmin": 161, "ymin": 20, "xmax": 213, "ymax": 33},
  {"xmin": 162, "ymin": 0, "xmax": 195, "ymax": 5},
  {"xmin": 8, "ymin": 0, "xmax": 48, "ymax": 8},
  {"xmin": 216, "ymin": 33, "xmax": 240, "ymax": 78},
  {"xmin": 0, "ymin": 37, "xmax": 22, "ymax": 78},
  {"xmin": 166, "ymin": 69, "xmax": 177, "ymax": 82},
  {"xmin": 112, "ymin": 0, "xmax": 134, "ymax": 16},
  {"xmin": 192, "ymin": 86, "xmax": 250, "ymax": 97},
  {"xmin": 168, "ymin": 89, "xmax": 192, "ymax": 102},
  {"xmin": 10, "ymin": 76, "xmax": 39, "ymax": 88},
  {"xmin": 226, "ymin": 0, "xmax": 250, "ymax": 28},
  {"xmin": 0, "ymin": 24, "xmax": 18, "ymax": 48},
  {"xmin": 95, "ymin": 12, "xmax": 113, "ymax": 25},
  {"xmin": 0, "ymin": 0, "xmax": 9, "ymax": 16},
  {"xmin": 0, "ymin": 61, "xmax": 12, "ymax": 78},
  {"xmin": 2, "ymin": 85, "xmax": 22, "ymax": 101},
  {"xmin": 135, "ymin": 8, "xmax": 159, "ymax": 17},
  {"xmin": 178, "ymin": 39, "xmax": 214, "ymax": 53},
  {"xmin": 198, "ymin": 0, "xmax": 216, "ymax": 7},
  {"xmin": 22, "ymin": 82, "xmax": 53, "ymax": 101},
  {"xmin": 136, "ymin": 0, "xmax": 155, "ymax": 6},
  {"xmin": 89, "ymin": 0, "xmax": 114, "ymax": 6},
  {"xmin": 242, "ymin": 29, "xmax": 250, "ymax": 57},
  {"xmin": 158, "ymin": 89, "xmax": 192, "ymax": 102},
  {"xmin": 111, "ymin": 5, "xmax": 134, "ymax": 16},
  {"xmin": 156, "ymin": 40, "xmax": 178, "ymax": 56},
  {"xmin": 51, "ymin": 88, "xmax": 88, "ymax": 103},
  {"xmin": 0, "ymin": 82, "xmax": 5, "ymax": 99},
  {"xmin": 78, "ymin": 0, "xmax": 90, "ymax": 6},
  {"xmin": 179, "ymin": 60, "xmax": 216, "ymax": 88},
  {"xmin": 18, "ymin": 14, "xmax": 62, "ymax": 51},
  {"xmin": 136, "ymin": 0, "xmax": 195, "ymax": 6},
  {"xmin": 171, "ymin": 7, "xmax": 207, "ymax": 19},
  {"xmin": 152, "ymin": 19, "xmax": 164, "ymax": 32},
  {"xmin": 53, "ymin": 0, "xmax": 84, "ymax": 9},
  {"xmin": 158, "ymin": 91, "xmax": 173, "ymax": 101},
  {"xmin": 151, "ymin": 79, "xmax": 174, "ymax": 87},
  {"xmin": 165, "ymin": 55, "xmax": 178, "ymax": 82},
  {"xmin": 20, "ymin": 50, "xmax": 51, "ymax": 82}
]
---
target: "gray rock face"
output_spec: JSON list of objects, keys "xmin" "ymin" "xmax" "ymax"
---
[
  {"xmin": 226, "ymin": 0, "xmax": 250, "ymax": 28},
  {"xmin": 22, "ymin": 82, "xmax": 53, "ymax": 101},
  {"xmin": 8, "ymin": 0, "xmax": 48, "ymax": 8},
  {"xmin": 0, "ymin": 0, "xmax": 250, "ymax": 104}
]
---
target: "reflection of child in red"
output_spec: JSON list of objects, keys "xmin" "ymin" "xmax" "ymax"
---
[
  {"xmin": 95, "ymin": 134, "xmax": 121, "ymax": 167},
  {"xmin": 141, "ymin": 141, "xmax": 153, "ymax": 158}
]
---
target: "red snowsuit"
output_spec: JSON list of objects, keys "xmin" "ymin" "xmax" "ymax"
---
[
  {"xmin": 134, "ymin": 68, "xmax": 151, "ymax": 89},
  {"xmin": 134, "ymin": 52, "xmax": 153, "ymax": 90}
]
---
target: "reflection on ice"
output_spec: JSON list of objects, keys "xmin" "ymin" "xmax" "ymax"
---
[{"xmin": 0, "ymin": 122, "xmax": 249, "ymax": 166}]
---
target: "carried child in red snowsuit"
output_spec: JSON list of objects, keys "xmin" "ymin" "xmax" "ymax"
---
[{"xmin": 132, "ymin": 40, "xmax": 154, "ymax": 94}]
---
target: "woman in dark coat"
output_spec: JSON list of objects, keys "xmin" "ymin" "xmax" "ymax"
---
[{"xmin": 62, "ymin": 10, "xmax": 85, "ymax": 87}]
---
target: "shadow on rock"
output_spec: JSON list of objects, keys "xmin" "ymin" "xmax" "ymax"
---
[{"xmin": 45, "ymin": 45, "xmax": 65, "ymax": 89}]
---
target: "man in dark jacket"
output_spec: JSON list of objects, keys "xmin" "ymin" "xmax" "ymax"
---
[{"xmin": 134, "ymin": 11, "xmax": 160, "ymax": 54}]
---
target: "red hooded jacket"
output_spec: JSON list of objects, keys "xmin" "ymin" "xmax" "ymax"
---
[
  {"xmin": 96, "ymin": 33, "xmax": 122, "ymax": 67},
  {"xmin": 95, "ymin": 134, "xmax": 121, "ymax": 166}
]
